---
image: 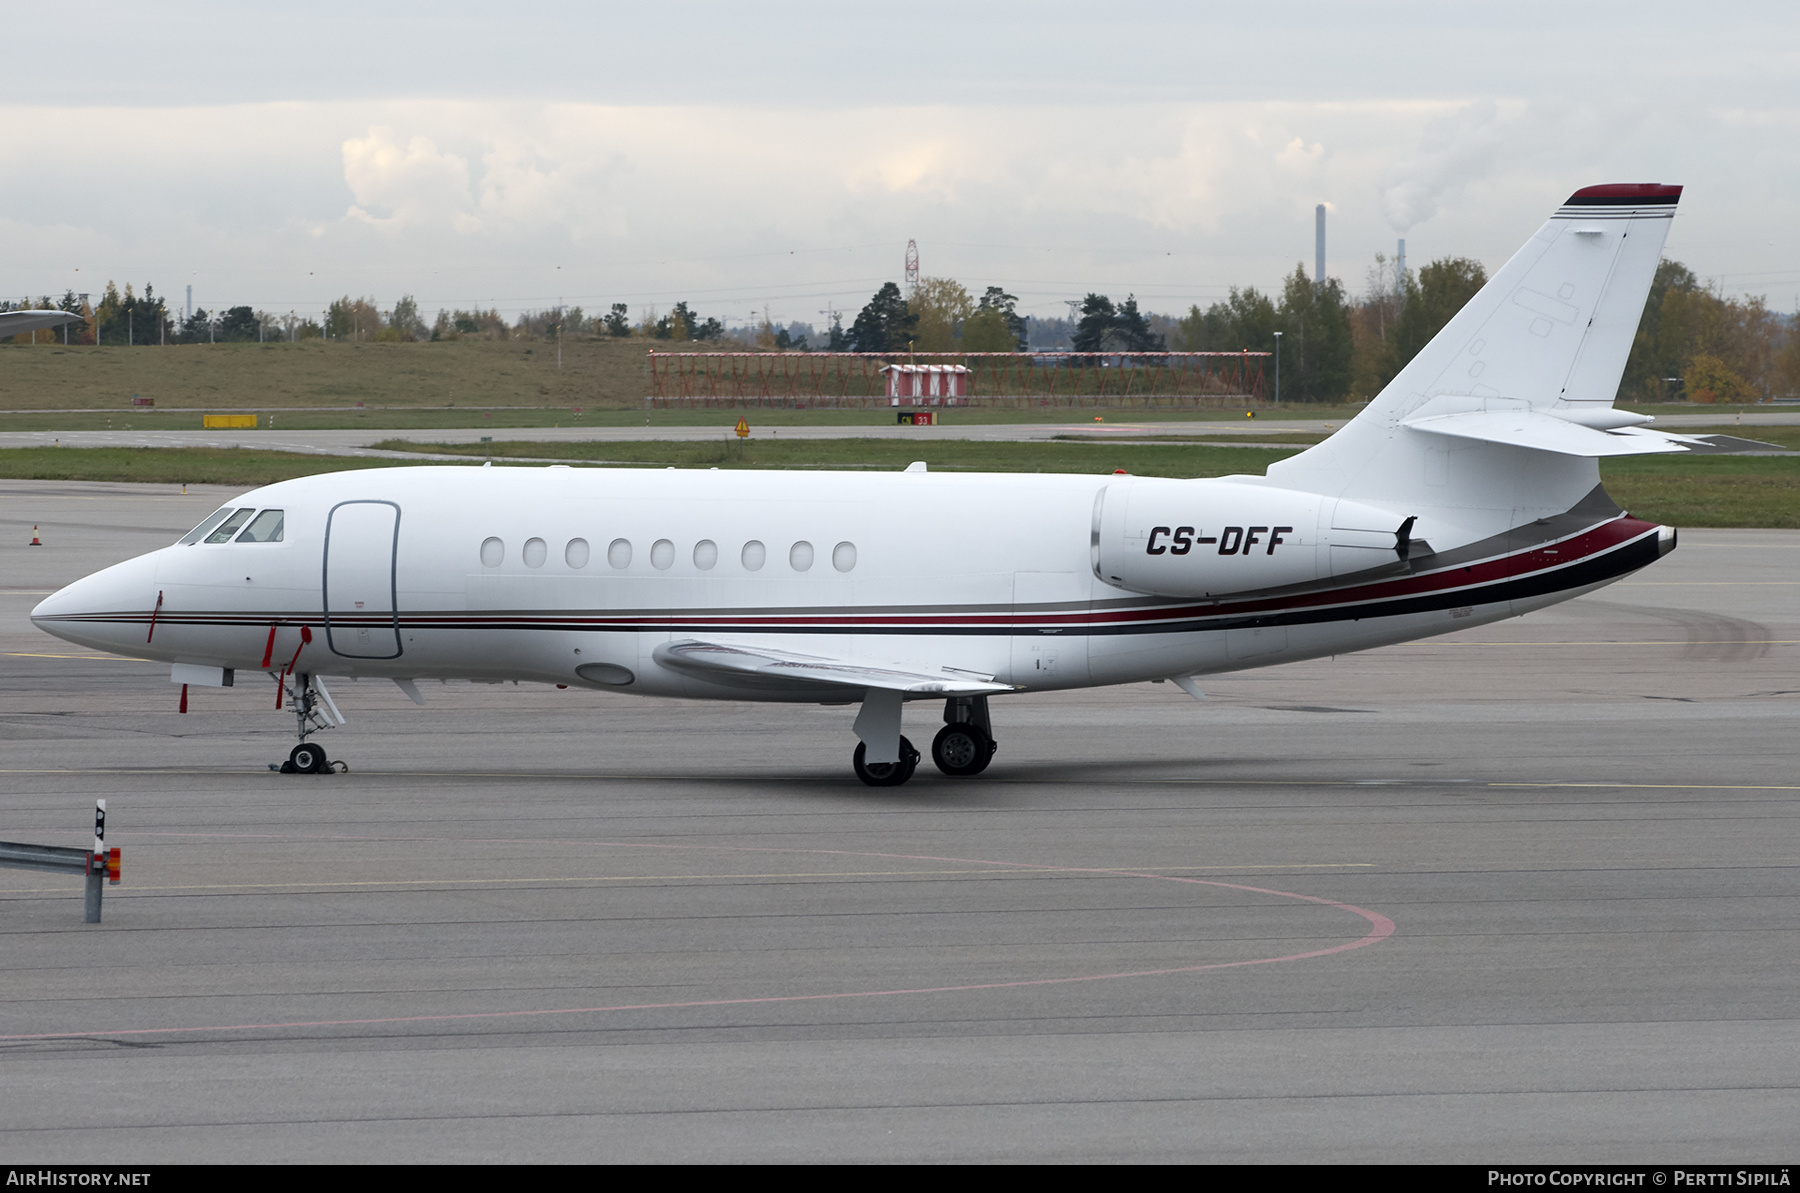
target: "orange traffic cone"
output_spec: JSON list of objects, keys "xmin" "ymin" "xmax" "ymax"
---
[{"xmin": 29, "ymin": 525, "xmax": 42, "ymax": 546}]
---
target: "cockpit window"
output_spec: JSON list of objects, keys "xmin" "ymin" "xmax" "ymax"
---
[
  {"xmin": 236, "ymin": 509, "xmax": 285, "ymax": 543},
  {"xmin": 179, "ymin": 507, "xmax": 236, "ymax": 545},
  {"xmin": 204, "ymin": 508, "xmax": 256, "ymax": 543}
]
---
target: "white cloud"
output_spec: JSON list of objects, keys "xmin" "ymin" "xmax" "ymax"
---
[
  {"xmin": 0, "ymin": 93, "xmax": 1794, "ymax": 320},
  {"xmin": 341, "ymin": 126, "xmax": 477, "ymax": 231}
]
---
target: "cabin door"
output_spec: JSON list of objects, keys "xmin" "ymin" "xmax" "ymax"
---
[{"xmin": 323, "ymin": 500, "xmax": 402, "ymax": 659}]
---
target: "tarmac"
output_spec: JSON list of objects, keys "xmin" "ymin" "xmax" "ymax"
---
[{"xmin": 0, "ymin": 480, "xmax": 1795, "ymax": 1162}]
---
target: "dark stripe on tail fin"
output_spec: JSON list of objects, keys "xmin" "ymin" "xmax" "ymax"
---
[{"xmin": 1564, "ymin": 183, "xmax": 1682, "ymax": 206}]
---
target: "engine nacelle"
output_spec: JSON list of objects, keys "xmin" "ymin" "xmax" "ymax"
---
[{"xmin": 1092, "ymin": 476, "xmax": 1414, "ymax": 599}]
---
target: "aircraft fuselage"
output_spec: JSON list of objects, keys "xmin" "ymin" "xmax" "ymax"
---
[{"xmin": 32, "ymin": 464, "xmax": 1666, "ymax": 703}]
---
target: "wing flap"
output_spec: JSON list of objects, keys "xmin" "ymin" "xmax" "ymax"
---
[{"xmin": 653, "ymin": 639, "xmax": 1013, "ymax": 695}]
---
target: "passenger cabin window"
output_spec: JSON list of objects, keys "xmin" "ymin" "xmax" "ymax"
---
[
  {"xmin": 480, "ymin": 537, "xmax": 505, "ymax": 567},
  {"xmin": 204, "ymin": 508, "xmax": 256, "ymax": 544},
  {"xmin": 565, "ymin": 538, "xmax": 590, "ymax": 568},
  {"xmin": 236, "ymin": 509, "xmax": 285, "ymax": 543},
  {"xmin": 179, "ymin": 507, "xmax": 236, "ymax": 545}
]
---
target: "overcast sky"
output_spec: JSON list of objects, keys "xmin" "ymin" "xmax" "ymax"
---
[{"xmin": 3, "ymin": 2, "xmax": 1797, "ymax": 326}]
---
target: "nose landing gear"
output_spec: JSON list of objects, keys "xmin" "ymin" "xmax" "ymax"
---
[{"xmin": 274, "ymin": 672, "xmax": 349, "ymax": 774}]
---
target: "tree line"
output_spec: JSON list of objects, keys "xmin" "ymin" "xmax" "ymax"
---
[
  {"xmin": 760, "ymin": 262, "xmax": 1798, "ymax": 404},
  {"xmin": 1157, "ymin": 255, "xmax": 1797, "ymax": 404},
  {"xmin": 9, "ymin": 264, "xmax": 1794, "ymax": 403}
]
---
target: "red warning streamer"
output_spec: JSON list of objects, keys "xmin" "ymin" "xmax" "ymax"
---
[
  {"xmin": 146, "ymin": 590, "xmax": 164, "ymax": 643},
  {"xmin": 276, "ymin": 626, "xmax": 313, "ymax": 709}
]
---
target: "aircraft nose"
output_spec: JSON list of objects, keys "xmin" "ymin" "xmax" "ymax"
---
[{"xmin": 31, "ymin": 551, "xmax": 164, "ymax": 653}]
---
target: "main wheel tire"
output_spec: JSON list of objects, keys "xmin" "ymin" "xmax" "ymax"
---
[
  {"xmin": 931, "ymin": 723, "xmax": 995, "ymax": 776},
  {"xmin": 853, "ymin": 736, "xmax": 919, "ymax": 787},
  {"xmin": 288, "ymin": 742, "xmax": 327, "ymax": 775}
]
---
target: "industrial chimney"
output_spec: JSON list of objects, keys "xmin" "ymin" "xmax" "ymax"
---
[{"xmin": 1314, "ymin": 205, "xmax": 1326, "ymax": 284}]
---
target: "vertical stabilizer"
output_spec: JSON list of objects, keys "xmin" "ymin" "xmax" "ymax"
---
[{"xmin": 1266, "ymin": 184, "xmax": 1681, "ymax": 538}]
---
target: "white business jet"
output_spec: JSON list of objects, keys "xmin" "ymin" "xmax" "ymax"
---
[{"xmin": 34, "ymin": 185, "xmax": 1717, "ymax": 785}]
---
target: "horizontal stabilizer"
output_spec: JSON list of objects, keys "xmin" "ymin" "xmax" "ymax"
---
[
  {"xmin": 1401, "ymin": 409, "xmax": 1701, "ymax": 457},
  {"xmin": 654, "ymin": 639, "xmax": 1013, "ymax": 695},
  {"xmin": 0, "ymin": 310, "xmax": 83, "ymax": 338}
]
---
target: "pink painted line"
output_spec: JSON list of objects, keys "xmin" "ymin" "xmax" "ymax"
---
[{"xmin": 0, "ymin": 849, "xmax": 1394, "ymax": 1042}]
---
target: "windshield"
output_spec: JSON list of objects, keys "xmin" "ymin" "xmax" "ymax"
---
[
  {"xmin": 178, "ymin": 507, "xmax": 236, "ymax": 545},
  {"xmin": 203, "ymin": 508, "xmax": 256, "ymax": 543},
  {"xmin": 237, "ymin": 509, "xmax": 285, "ymax": 543}
]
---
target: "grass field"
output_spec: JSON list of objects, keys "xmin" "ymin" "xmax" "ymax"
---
[
  {"xmin": 1052, "ymin": 431, "xmax": 1333, "ymax": 444},
  {"xmin": 5, "ymin": 339, "xmax": 1780, "ymax": 430},
  {"xmin": 0, "ymin": 446, "xmax": 442, "ymax": 486},
  {"xmin": 1595, "ymin": 456, "xmax": 1800, "ymax": 528},
  {"xmin": 0, "ymin": 339, "xmax": 650, "ymax": 413},
  {"xmin": 1678, "ymin": 424, "xmax": 1800, "ymax": 449},
  {"xmin": 0, "ymin": 405, "xmax": 1361, "ymax": 433},
  {"xmin": 0, "ymin": 442, "xmax": 1294, "ymax": 486},
  {"xmin": 1, "ymin": 438, "xmax": 1793, "ymax": 526},
  {"xmin": 0, "ymin": 339, "xmax": 1333, "ymax": 423},
  {"xmin": 367, "ymin": 437, "xmax": 1299, "ymax": 476}
]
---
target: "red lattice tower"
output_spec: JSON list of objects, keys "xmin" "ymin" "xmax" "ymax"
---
[{"xmin": 904, "ymin": 239, "xmax": 919, "ymax": 296}]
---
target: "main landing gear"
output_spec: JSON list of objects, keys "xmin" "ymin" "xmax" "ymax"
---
[
  {"xmin": 932, "ymin": 723, "xmax": 994, "ymax": 776},
  {"xmin": 275, "ymin": 672, "xmax": 349, "ymax": 774},
  {"xmin": 853, "ymin": 737, "xmax": 919, "ymax": 787},
  {"xmin": 932, "ymin": 695, "xmax": 996, "ymax": 777},
  {"xmin": 850, "ymin": 694, "xmax": 997, "ymax": 787}
]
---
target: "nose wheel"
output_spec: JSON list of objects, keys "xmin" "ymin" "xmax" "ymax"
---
[
  {"xmin": 283, "ymin": 742, "xmax": 330, "ymax": 774},
  {"xmin": 278, "ymin": 741, "xmax": 347, "ymax": 774}
]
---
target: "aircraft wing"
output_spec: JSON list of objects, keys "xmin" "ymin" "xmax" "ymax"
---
[
  {"xmin": 0, "ymin": 310, "xmax": 83, "ymax": 338},
  {"xmin": 652, "ymin": 638, "xmax": 1013, "ymax": 696}
]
